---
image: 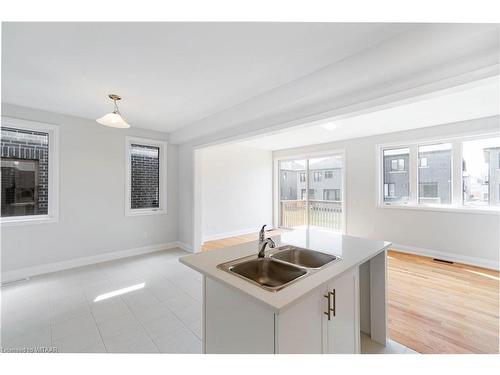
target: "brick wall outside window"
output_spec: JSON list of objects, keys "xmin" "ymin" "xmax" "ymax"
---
[
  {"xmin": 1, "ymin": 127, "xmax": 49, "ymax": 216},
  {"xmin": 130, "ymin": 144, "xmax": 160, "ymax": 209}
]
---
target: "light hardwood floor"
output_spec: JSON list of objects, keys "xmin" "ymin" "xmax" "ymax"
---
[
  {"xmin": 201, "ymin": 233, "xmax": 500, "ymax": 354},
  {"xmin": 201, "ymin": 229, "xmax": 285, "ymax": 251},
  {"xmin": 388, "ymin": 250, "xmax": 499, "ymax": 354}
]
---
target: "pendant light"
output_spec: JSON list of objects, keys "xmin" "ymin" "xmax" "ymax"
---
[{"xmin": 96, "ymin": 94, "xmax": 131, "ymax": 128}]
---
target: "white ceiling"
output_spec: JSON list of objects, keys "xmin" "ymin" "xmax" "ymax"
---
[
  {"xmin": 238, "ymin": 76, "xmax": 500, "ymax": 151},
  {"xmin": 1, "ymin": 22, "xmax": 413, "ymax": 133}
]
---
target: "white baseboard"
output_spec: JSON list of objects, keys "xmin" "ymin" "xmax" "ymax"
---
[
  {"xmin": 176, "ymin": 241, "xmax": 194, "ymax": 253},
  {"xmin": 1, "ymin": 241, "xmax": 183, "ymax": 284},
  {"xmin": 202, "ymin": 226, "xmax": 267, "ymax": 243},
  {"xmin": 391, "ymin": 243, "xmax": 500, "ymax": 270}
]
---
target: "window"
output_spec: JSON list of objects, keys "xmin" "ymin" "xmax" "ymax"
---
[
  {"xmin": 324, "ymin": 170, "xmax": 333, "ymax": 179},
  {"xmin": 391, "ymin": 158, "xmax": 405, "ymax": 171},
  {"xmin": 383, "ymin": 148, "xmax": 409, "ymax": 204},
  {"xmin": 301, "ymin": 189, "xmax": 315, "ymax": 200},
  {"xmin": 126, "ymin": 137, "xmax": 167, "ymax": 215},
  {"xmin": 300, "ymin": 172, "xmax": 306, "ymax": 182},
  {"xmin": 282, "ymin": 173, "xmax": 287, "ymax": 180},
  {"xmin": 384, "ymin": 183, "xmax": 395, "ymax": 198},
  {"xmin": 462, "ymin": 137, "xmax": 500, "ymax": 207},
  {"xmin": 418, "ymin": 143, "xmax": 451, "ymax": 204},
  {"xmin": 1, "ymin": 119, "xmax": 58, "ymax": 224},
  {"xmin": 419, "ymin": 182, "xmax": 438, "ymax": 198},
  {"xmin": 323, "ymin": 189, "xmax": 341, "ymax": 201},
  {"xmin": 379, "ymin": 134, "xmax": 500, "ymax": 211},
  {"xmin": 323, "ymin": 189, "xmax": 333, "ymax": 200},
  {"xmin": 313, "ymin": 171, "xmax": 322, "ymax": 182}
]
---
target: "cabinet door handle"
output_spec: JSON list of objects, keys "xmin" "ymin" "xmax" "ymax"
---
[
  {"xmin": 324, "ymin": 293, "xmax": 332, "ymax": 320},
  {"xmin": 324, "ymin": 291, "xmax": 335, "ymax": 320},
  {"xmin": 332, "ymin": 289, "xmax": 336, "ymax": 317}
]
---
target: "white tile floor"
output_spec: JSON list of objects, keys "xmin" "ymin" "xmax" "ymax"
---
[
  {"xmin": 1, "ymin": 248, "xmax": 202, "ymax": 353},
  {"xmin": 1, "ymin": 248, "xmax": 416, "ymax": 354}
]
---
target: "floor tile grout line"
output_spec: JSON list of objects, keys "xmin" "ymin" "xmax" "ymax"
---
[
  {"xmin": 118, "ymin": 295, "xmax": 162, "ymax": 353},
  {"xmin": 159, "ymin": 292, "xmax": 203, "ymax": 345},
  {"xmin": 88, "ymin": 268, "xmax": 118, "ymax": 353},
  {"xmin": 88, "ymin": 302, "xmax": 109, "ymax": 353}
]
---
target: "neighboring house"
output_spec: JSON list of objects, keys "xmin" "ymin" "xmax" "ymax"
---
[
  {"xmin": 417, "ymin": 148, "xmax": 452, "ymax": 204},
  {"xmin": 383, "ymin": 148, "xmax": 452, "ymax": 204},
  {"xmin": 279, "ymin": 166, "xmax": 300, "ymax": 200},
  {"xmin": 280, "ymin": 158, "xmax": 343, "ymax": 201},
  {"xmin": 383, "ymin": 151, "xmax": 410, "ymax": 203}
]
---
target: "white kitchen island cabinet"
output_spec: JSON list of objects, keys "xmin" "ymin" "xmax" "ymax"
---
[
  {"xmin": 275, "ymin": 266, "xmax": 360, "ymax": 354},
  {"xmin": 181, "ymin": 229, "xmax": 389, "ymax": 354}
]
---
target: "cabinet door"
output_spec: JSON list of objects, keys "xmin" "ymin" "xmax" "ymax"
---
[
  {"xmin": 324, "ymin": 267, "xmax": 360, "ymax": 354},
  {"xmin": 276, "ymin": 287, "xmax": 326, "ymax": 353}
]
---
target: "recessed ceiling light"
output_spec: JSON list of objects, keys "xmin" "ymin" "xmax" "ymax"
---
[
  {"xmin": 321, "ymin": 123, "xmax": 337, "ymax": 131},
  {"xmin": 96, "ymin": 94, "xmax": 131, "ymax": 128}
]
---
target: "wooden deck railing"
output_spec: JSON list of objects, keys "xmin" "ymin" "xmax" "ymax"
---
[{"xmin": 280, "ymin": 200, "xmax": 342, "ymax": 231}]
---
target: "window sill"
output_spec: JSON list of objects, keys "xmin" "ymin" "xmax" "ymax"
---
[
  {"xmin": 125, "ymin": 208, "xmax": 166, "ymax": 217},
  {"xmin": 377, "ymin": 203, "xmax": 500, "ymax": 215},
  {"xmin": 1, "ymin": 215, "xmax": 58, "ymax": 226}
]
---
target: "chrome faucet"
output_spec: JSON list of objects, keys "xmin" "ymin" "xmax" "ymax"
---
[{"xmin": 258, "ymin": 225, "xmax": 276, "ymax": 258}]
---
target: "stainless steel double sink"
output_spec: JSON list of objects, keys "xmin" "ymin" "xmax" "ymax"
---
[{"xmin": 217, "ymin": 245, "xmax": 342, "ymax": 292}]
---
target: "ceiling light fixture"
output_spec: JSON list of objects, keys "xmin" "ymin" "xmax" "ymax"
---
[
  {"xmin": 96, "ymin": 94, "xmax": 131, "ymax": 128},
  {"xmin": 321, "ymin": 123, "xmax": 337, "ymax": 131}
]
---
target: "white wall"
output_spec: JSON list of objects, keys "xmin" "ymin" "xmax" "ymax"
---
[
  {"xmin": 199, "ymin": 144, "xmax": 272, "ymax": 241},
  {"xmin": 274, "ymin": 116, "xmax": 500, "ymax": 269},
  {"xmin": 178, "ymin": 143, "xmax": 194, "ymax": 250},
  {"xmin": 1, "ymin": 103, "xmax": 179, "ymax": 280}
]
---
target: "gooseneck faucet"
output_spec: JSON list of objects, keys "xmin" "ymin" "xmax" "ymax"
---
[{"xmin": 258, "ymin": 225, "xmax": 276, "ymax": 258}]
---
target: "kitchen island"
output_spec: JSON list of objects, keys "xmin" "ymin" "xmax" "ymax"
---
[{"xmin": 180, "ymin": 229, "xmax": 390, "ymax": 354}]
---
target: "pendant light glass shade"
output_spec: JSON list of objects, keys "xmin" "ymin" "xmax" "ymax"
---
[
  {"xmin": 96, "ymin": 111, "xmax": 130, "ymax": 128},
  {"xmin": 96, "ymin": 94, "xmax": 131, "ymax": 128}
]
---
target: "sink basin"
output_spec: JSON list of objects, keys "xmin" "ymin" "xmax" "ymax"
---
[
  {"xmin": 217, "ymin": 245, "xmax": 341, "ymax": 292},
  {"xmin": 271, "ymin": 246, "xmax": 340, "ymax": 269},
  {"xmin": 226, "ymin": 258, "xmax": 307, "ymax": 291}
]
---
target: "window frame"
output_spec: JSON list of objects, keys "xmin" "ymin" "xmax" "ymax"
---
[
  {"xmin": 376, "ymin": 131, "xmax": 500, "ymax": 215},
  {"xmin": 125, "ymin": 136, "xmax": 168, "ymax": 217},
  {"xmin": 1, "ymin": 117, "xmax": 59, "ymax": 226}
]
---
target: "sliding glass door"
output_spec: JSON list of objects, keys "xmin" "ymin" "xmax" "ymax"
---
[
  {"xmin": 279, "ymin": 159, "xmax": 307, "ymax": 229},
  {"xmin": 278, "ymin": 154, "xmax": 344, "ymax": 232}
]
